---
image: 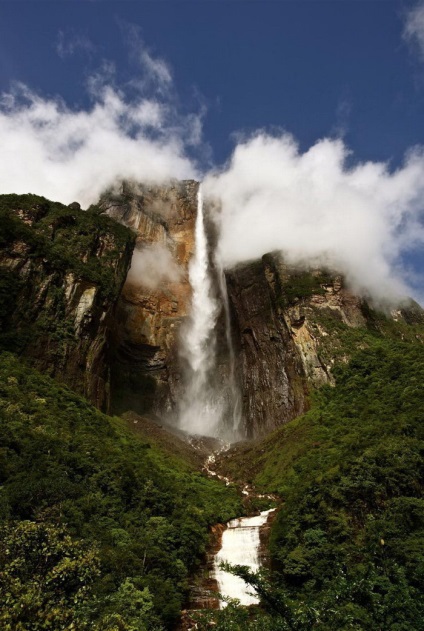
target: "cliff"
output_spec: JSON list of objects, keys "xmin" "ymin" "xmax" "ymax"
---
[
  {"xmin": 0, "ymin": 193, "xmax": 134, "ymax": 410},
  {"xmin": 99, "ymin": 180, "xmax": 198, "ymax": 417},
  {"xmin": 4, "ymin": 185, "xmax": 421, "ymax": 441},
  {"xmin": 225, "ymin": 252, "xmax": 424, "ymax": 438}
]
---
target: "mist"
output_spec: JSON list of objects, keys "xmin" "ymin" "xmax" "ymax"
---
[
  {"xmin": 2, "ymin": 45, "xmax": 424, "ymax": 305},
  {"xmin": 126, "ymin": 243, "xmax": 182, "ymax": 290},
  {"xmin": 205, "ymin": 133, "xmax": 424, "ymax": 303}
]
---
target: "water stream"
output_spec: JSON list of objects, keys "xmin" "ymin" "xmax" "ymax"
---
[
  {"xmin": 213, "ymin": 509, "xmax": 275, "ymax": 608},
  {"xmin": 178, "ymin": 183, "xmax": 242, "ymax": 439},
  {"xmin": 178, "ymin": 183, "xmax": 222, "ymax": 436},
  {"xmin": 179, "ymin": 183, "xmax": 273, "ymax": 610}
]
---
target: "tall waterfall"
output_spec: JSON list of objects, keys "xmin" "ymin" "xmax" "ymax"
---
[
  {"xmin": 178, "ymin": 183, "xmax": 243, "ymax": 439},
  {"xmin": 179, "ymin": 184, "xmax": 222, "ymax": 436}
]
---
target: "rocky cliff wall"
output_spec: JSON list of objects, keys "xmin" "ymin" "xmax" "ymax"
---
[
  {"xmin": 2, "ymin": 189, "xmax": 422, "ymax": 441},
  {"xmin": 0, "ymin": 194, "xmax": 134, "ymax": 410},
  {"xmin": 225, "ymin": 252, "xmax": 423, "ymax": 438},
  {"xmin": 99, "ymin": 180, "xmax": 199, "ymax": 417},
  {"xmin": 226, "ymin": 257, "xmax": 309, "ymax": 439}
]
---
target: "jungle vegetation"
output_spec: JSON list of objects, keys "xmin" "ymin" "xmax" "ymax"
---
[
  {"xmin": 203, "ymin": 331, "xmax": 424, "ymax": 630},
  {"xmin": 0, "ymin": 352, "xmax": 242, "ymax": 630}
]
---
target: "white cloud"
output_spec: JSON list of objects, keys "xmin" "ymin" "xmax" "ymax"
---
[
  {"xmin": 0, "ymin": 76, "xmax": 200, "ymax": 207},
  {"xmin": 140, "ymin": 49, "xmax": 172, "ymax": 89},
  {"xmin": 404, "ymin": 1, "xmax": 424, "ymax": 60},
  {"xmin": 56, "ymin": 30, "xmax": 96, "ymax": 59},
  {"xmin": 123, "ymin": 21, "xmax": 173, "ymax": 95},
  {"xmin": 3, "ymin": 25, "xmax": 424, "ymax": 306},
  {"xmin": 0, "ymin": 29, "xmax": 208, "ymax": 208},
  {"xmin": 129, "ymin": 100, "xmax": 164, "ymax": 128},
  {"xmin": 205, "ymin": 133, "xmax": 424, "ymax": 303}
]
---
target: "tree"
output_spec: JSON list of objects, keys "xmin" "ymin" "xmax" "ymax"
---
[{"xmin": 0, "ymin": 520, "xmax": 100, "ymax": 630}]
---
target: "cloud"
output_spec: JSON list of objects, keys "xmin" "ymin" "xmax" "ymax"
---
[
  {"xmin": 139, "ymin": 49, "xmax": 172, "ymax": 90},
  {"xmin": 56, "ymin": 30, "xmax": 96, "ymax": 59},
  {"xmin": 331, "ymin": 94, "xmax": 352, "ymax": 139},
  {"xmin": 205, "ymin": 132, "xmax": 424, "ymax": 303},
  {"xmin": 122, "ymin": 21, "xmax": 173, "ymax": 95},
  {"xmin": 126, "ymin": 243, "xmax": 182, "ymax": 290},
  {"xmin": 0, "ymin": 66, "xmax": 201, "ymax": 207},
  {"xmin": 404, "ymin": 1, "xmax": 424, "ymax": 60},
  {"xmin": 2, "ymin": 25, "xmax": 424, "ymax": 306}
]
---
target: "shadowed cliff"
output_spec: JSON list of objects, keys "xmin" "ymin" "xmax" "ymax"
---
[
  {"xmin": 0, "ymin": 193, "xmax": 135, "ymax": 411},
  {"xmin": 225, "ymin": 252, "xmax": 424, "ymax": 438}
]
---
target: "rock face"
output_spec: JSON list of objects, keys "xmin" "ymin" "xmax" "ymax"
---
[
  {"xmin": 0, "ymin": 194, "xmax": 134, "ymax": 411},
  {"xmin": 225, "ymin": 252, "xmax": 423, "ymax": 438},
  {"xmin": 226, "ymin": 258, "xmax": 308, "ymax": 439},
  {"xmin": 99, "ymin": 180, "xmax": 199, "ymax": 418},
  {"xmin": 3, "ymin": 188, "xmax": 422, "ymax": 441}
]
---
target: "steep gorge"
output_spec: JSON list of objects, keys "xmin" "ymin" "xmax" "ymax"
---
[
  {"xmin": 101, "ymin": 177, "xmax": 424, "ymax": 439},
  {"xmin": 3, "ymin": 184, "xmax": 422, "ymax": 440}
]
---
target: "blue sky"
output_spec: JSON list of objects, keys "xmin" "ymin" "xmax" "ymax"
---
[
  {"xmin": 1, "ymin": 0, "xmax": 424, "ymax": 301},
  {"xmin": 1, "ymin": 1, "xmax": 422, "ymax": 166}
]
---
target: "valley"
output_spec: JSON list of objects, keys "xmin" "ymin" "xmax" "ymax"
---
[{"xmin": 1, "ymin": 184, "xmax": 424, "ymax": 630}]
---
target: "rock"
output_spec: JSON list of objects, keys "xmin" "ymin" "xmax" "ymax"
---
[
  {"xmin": 99, "ymin": 180, "xmax": 199, "ymax": 418},
  {"xmin": 226, "ymin": 257, "xmax": 309, "ymax": 438},
  {"xmin": 0, "ymin": 194, "xmax": 134, "ymax": 411},
  {"xmin": 225, "ymin": 253, "xmax": 421, "ymax": 438}
]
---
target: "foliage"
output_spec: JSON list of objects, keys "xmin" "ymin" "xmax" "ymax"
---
[
  {"xmin": 278, "ymin": 270, "xmax": 332, "ymax": 307},
  {"xmin": 195, "ymin": 559, "xmax": 424, "ymax": 630},
  {"xmin": 0, "ymin": 193, "xmax": 134, "ymax": 301},
  {"xmin": 266, "ymin": 342, "xmax": 424, "ymax": 628},
  {"xmin": 0, "ymin": 520, "xmax": 100, "ymax": 630},
  {"xmin": 0, "ymin": 352, "xmax": 243, "ymax": 628},
  {"xmin": 212, "ymin": 331, "xmax": 424, "ymax": 629}
]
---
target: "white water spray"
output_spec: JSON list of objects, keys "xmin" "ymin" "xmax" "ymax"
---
[{"xmin": 179, "ymin": 184, "xmax": 222, "ymax": 436}]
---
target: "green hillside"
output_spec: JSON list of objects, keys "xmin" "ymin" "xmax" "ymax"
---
[
  {"xmin": 208, "ymin": 324, "xmax": 424, "ymax": 630},
  {"xmin": 0, "ymin": 352, "xmax": 242, "ymax": 630},
  {"xmin": 2, "ymin": 193, "xmax": 424, "ymax": 631}
]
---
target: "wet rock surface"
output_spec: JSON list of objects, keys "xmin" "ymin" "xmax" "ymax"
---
[{"xmin": 226, "ymin": 256, "xmax": 309, "ymax": 438}]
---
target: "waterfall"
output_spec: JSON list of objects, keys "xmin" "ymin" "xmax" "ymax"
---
[
  {"xmin": 178, "ymin": 184, "xmax": 222, "ymax": 436},
  {"xmin": 213, "ymin": 509, "xmax": 275, "ymax": 608},
  {"xmin": 178, "ymin": 183, "xmax": 243, "ymax": 439}
]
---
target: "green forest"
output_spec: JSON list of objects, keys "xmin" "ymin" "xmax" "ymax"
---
[
  {"xmin": 2, "ymin": 319, "xmax": 423, "ymax": 629},
  {"xmin": 0, "ymin": 352, "xmax": 242, "ymax": 630},
  {"xmin": 1, "ymin": 194, "xmax": 424, "ymax": 630},
  {"xmin": 204, "ymin": 332, "xmax": 424, "ymax": 630}
]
